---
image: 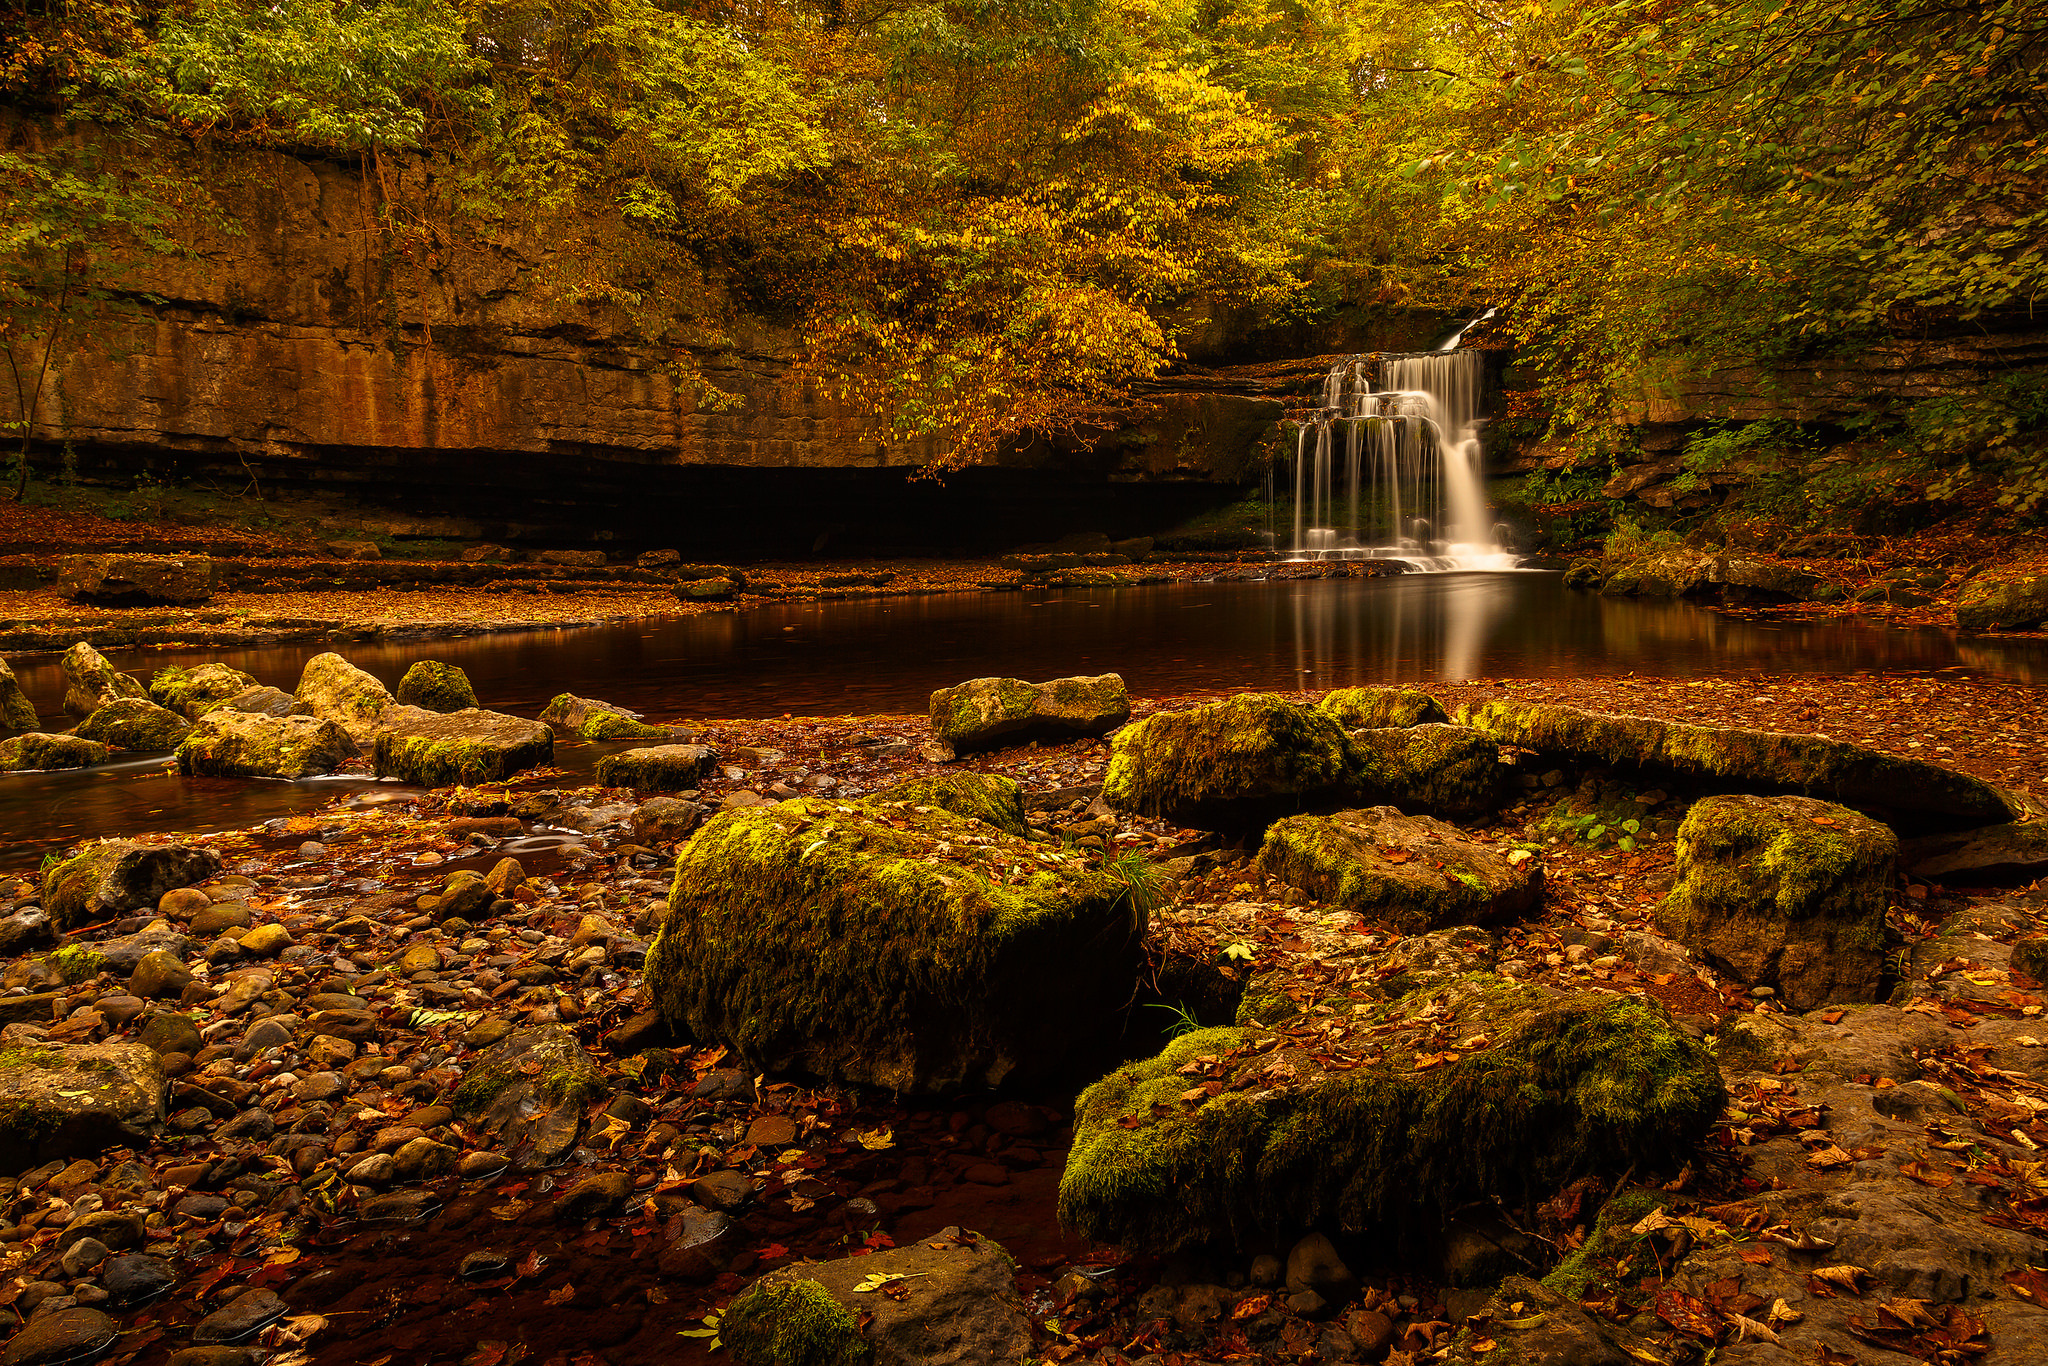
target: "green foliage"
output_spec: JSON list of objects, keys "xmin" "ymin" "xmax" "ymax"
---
[{"xmin": 1673, "ymin": 420, "xmax": 1809, "ymax": 494}]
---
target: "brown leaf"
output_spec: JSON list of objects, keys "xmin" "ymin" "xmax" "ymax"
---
[
  {"xmin": 1232, "ymin": 1294, "xmax": 1271, "ymax": 1320},
  {"xmin": 1900, "ymin": 1159, "xmax": 1954, "ymax": 1187},
  {"xmin": 1653, "ymin": 1288, "xmax": 1721, "ymax": 1341}
]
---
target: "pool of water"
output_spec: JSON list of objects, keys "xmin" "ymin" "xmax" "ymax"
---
[{"xmin": 4, "ymin": 573, "xmax": 2042, "ymax": 870}]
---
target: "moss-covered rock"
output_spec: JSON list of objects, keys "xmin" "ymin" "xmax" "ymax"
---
[
  {"xmin": 0, "ymin": 1041, "xmax": 165, "ymax": 1173},
  {"xmin": 1316, "ymin": 686, "xmax": 1448, "ymax": 730},
  {"xmin": 676, "ymin": 576, "xmax": 740, "ymax": 602},
  {"xmin": 59, "ymin": 642, "xmax": 145, "ymax": 717},
  {"xmin": 0, "ymin": 656, "xmax": 38, "ymax": 733},
  {"xmin": 1102, "ymin": 693, "xmax": 1379, "ymax": 831},
  {"xmin": 394, "ymin": 660, "xmax": 479, "ymax": 713},
  {"xmin": 594, "ymin": 744, "xmax": 718, "ymax": 790},
  {"xmin": 724, "ymin": 1224, "xmax": 1028, "ymax": 1366},
  {"xmin": 0, "ymin": 733, "xmax": 111, "ymax": 773},
  {"xmin": 1957, "ymin": 572, "xmax": 2048, "ymax": 631},
  {"xmin": 217, "ymin": 685, "xmax": 298, "ymax": 718},
  {"xmin": 372, "ymin": 706, "xmax": 553, "ymax": 787},
  {"xmin": 294, "ymin": 652, "xmax": 392, "ymax": 745},
  {"xmin": 578, "ymin": 710, "xmax": 672, "ymax": 740},
  {"xmin": 928, "ymin": 673, "xmax": 1130, "ymax": 753},
  {"xmin": 74, "ymin": 698, "xmax": 192, "ymax": 752},
  {"xmin": 148, "ymin": 663, "xmax": 259, "ymax": 719},
  {"xmin": 452, "ymin": 1024, "xmax": 607, "ymax": 1170},
  {"xmin": 1257, "ymin": 807, "xmax": 1542, "ymax": 933},
  {"xmin": 1349, "ymin": 724, "xmax": 1509, "ymax": 818},
  {"xmin": 1659, "ymin": 794, "xmax": 1894, "ymax": 1009},
  {"xmin": 1600, "ymin": 548, "xmax": 1713, "ymax": 598},
  {"xmin": 1463, "ymin": 699, "xmax": 2016, "ymax": 833},
  {"xmin": 874, "ymin": 771, "xmax": 1032, "ymax": 838},
  {"xmin": 645, "ymin": 797, "xmax": 1147, "ymax": 1093},
  {"xmin": 539, "ymin": 693, "xmax": 642, "ymax": 732},
  {"xmin": 40, "ymin": 840, "xmax": 221, "ymax": 930},
  {"xmin": 1059, "ymin": 983, "xmax": 1722, "ymax": 1253},
  {"xmin": 175, "ymin": 711, "xmax": 353, "ymax": 779}
]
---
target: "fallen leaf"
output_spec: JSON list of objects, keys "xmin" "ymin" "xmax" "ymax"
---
[{"xmin": 1231, "ymin": 1294, "xmax": 1270, "ymax": 1319}]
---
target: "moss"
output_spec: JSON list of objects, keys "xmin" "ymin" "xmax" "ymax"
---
[
  {"xmin": 593, "ymin": 744, "xmax": 716, "ymax": 791},
  {"xmin": 0, "ymin": 1047, "xmax": 63, "ymax": 1071},
  {"xmin": 394, "ymin": 660, "xmax": 479, "ymax": 713},
  {"xmin": 74, "ymin": 697, "xmax": 192, "ymax": 751},
  {"xmin": 1541, "ymin": 1188, "xmax": 1664, "ymax": 1298},
  {"xmin": 41, "ymin": 847, "xmax": 109, "ymax": 926},
  {"xmin": 1058, "ymin": 992, "xmax": 1724, "ymax": 1253},
  {"xmin": 1256, "ymin": 808, "xmax": 1539, "ymax": 934},
  {"xmin": 722, "ymin": 1278, "xmax": 871, "ymax": 1366},
  {"xmin": 452, "ymin": 1031, "xmax": 606, "ymax": 1116},
  {"xmin": 1348, "ymin": 725, "xmax": 1508, "ymax": 818},
  {"xmin": 49, "ymin": 945, "xmax": 107, "ymax": 984},
  {"xmin": 372, "ymin": 718, "xmax": 553, "ymax": 788},
  {"xmin": 1102, "ymin": 693, "xmax": 1378, "ymax": 830},
  {"xmin": 1317, "ymin": 687, "xmax": 1449, "ymax": 730},
  {"xmin": 0, "ymin": 733, "xmax": 112, "ymax": 772},
  {"xmin": 149, "ymin": 663, "xmax": 257, "ymax": 718},
  {"xmin": 579, "ymin": 711, "xmax": 670, "ymax": 741},
  {"xmin": 875, "ymin": 771, "xmax": 1031, "ymax": 838}
]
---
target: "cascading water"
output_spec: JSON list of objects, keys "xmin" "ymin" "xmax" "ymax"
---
[{"xmin": 1284, "ymin": 331, "xmax": 1518, "ymax": 572}]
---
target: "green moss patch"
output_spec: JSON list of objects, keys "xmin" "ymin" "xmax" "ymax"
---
[
  {"xmin": 875, "ymin": 771, "xmax": 1032, "ymax": 838},
  {"xmin": 1317, "ymin": 686, "xmax": 1448, "ymax": 729},
  {"xmin": 372, "ymin": 707, "xmax": 553, "ymax": 787},
  {"xmin": 149, "ymin": 663, "xmax": 258, "ymax": 718},
  {"xmin": 1103, "ymin": 693, "xmax": 1380, "ymax": 831},
  {"xmin": 593, "ymin": 743, "xmax": 716, "ymax": 791},
  {"xmin": 1257, "ymin": 807, "xmax": 1542, "ymax": 933},
  {"xmin": 579, "ymin": 710, "xmax": 671, "ymax": 741},
  {"xmin": 394, "ymin": 660, "xmax": 479, "ymax": 713},
  {"xmin": 74, "ymin": 697, "xmax": 192, "ymax": 751},
  {"xmin": 723, "ymin": 1279, "xmax": 870, "ymax": 1366}
]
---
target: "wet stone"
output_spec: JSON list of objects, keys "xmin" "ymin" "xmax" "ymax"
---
[
  {"xmin": 0, "ymin": 1306, "xmax": 118, "ymax": 1366},
  {"xmin": 100, "ymin": 1253, "xmax": 175, "ymax": 1304},
  {"xmin": 191, "ymin": 1288, "xmax": 286, "ymax": 1344}
]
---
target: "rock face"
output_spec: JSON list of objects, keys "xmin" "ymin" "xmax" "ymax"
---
[
  {"xmin": 41, "ymin": 840, "xmax": 222, "ymax": 928},
  {"xmin": 593, "ymin": 744, "xmax": 717, "ymax": 791},
  {"xmin": 724, "ymin": 1225, "xmax": 1031, "ymax": 1366},
  {"xmin": 372, "ymin": 706, "xmax": 553, "ymax": 786},
  {"xmin": 1257, "ymin": 808, "xmax": 1542, "ymax": 933},
  {"xmin": 394, "ymin": 660, "xmax": 479, "ymax": 713},
  {"xmin": 294, "ymin": 652, "xmax": 392, "ymax": 745},
  {"xmin": 1900, "ymin": 822, "xmax": 2048, "ymax": 882},
  {"xmin": 59, "ymin": 643, "xmax": 145, "ymax": 717},
  {"xmin": 1060, "ymin": 983, "xmax": 1722, "ymax": 1253},
  {"xmin": 0, "ymin": 1041, "xmax": 165, "ymax": 1172},
  {"xmin": 874, "ymin": 771, "xmax": 1032, "ymax": 838},
  {"xmin": 928, "ymin": 673, "xmax": 1131, "ymax": 753},
  {"xmin": 1957, "ymin": 571, "xmax": 2048, "ymax": 631},
  {"xmin": 0, "ymin": 733, "xmax": 110, "ymax": 773},
  {"xmin": 1659, "ymin": 795, "xmax": 1894, "ymax": 1009},
  {"xmin": 175, "ymin": 710, "xmax": 354, "ymax": 779},
  {"xmin": 148, "ymin": 663, "xmax": 260, "ymax": 718},
  {"xmin": 0, "ymin": 657, "xmax": 37, "ymax": 733},
  {"xmin": 73, "ymin": 697, "xmax": 193, "ymax": 751},
  {"xmin": 1349, "ymin": 724, "xmax": 1508, "ymax": 818},
  {"xmin": 1316, "ymin": 686, "xmax": 1448, "ymax": 730},
  {"xmin": 57, "ymin": 554, "xmax": 213, "ymax": 606},
  {"xmin": 645, "ymin": 797, "xmax": 1147, "ymax": 1093},
  {"xmin": 1464, "ymin": 699, "xmax": 2017, "ymax": 832},
  {"xmin": 1103, "ymin": 693, "xmax": 1376, "ymax": 830}
]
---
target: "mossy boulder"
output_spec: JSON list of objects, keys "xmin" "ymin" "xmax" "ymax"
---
[
  {"xmin": 0, "ymin": 1041, "xmax": 165, "ymax": 1174},
  {"xmin": 1659, "ymin": 794, "xmax": 1894, "ymax": 1009},
  {"xmin": 452, "ymin": 1024, "xmax": 608, "ymax": 1170},
  {"xmin": 1349, "ymin": 724, "xmax": 1509, "ymax": 818},
  {"xmin": 594, "ymin": 744, "xmax": 718, "ymax": 790},
  {"xmin": 0, "ymin": 733, "xmax": 110, "ymax": 773},
  {"xmin": 676, "ymin": 576, "xmax": 740, "ymax": 602},
  {"xmin": 1463, "ymin": 699, "xmax": 2017, "ymax": 833},
  {"xmin": 1957, "ymin": 572, "xmax": 2048, "ymax": 631},
  {"xmin": 393, "ymin": 660, "xmax": 479, "ymax": 713},
  {"xmin": 724, "ymin": 1224, "xmax": 1029, "ymax": 1366},
  {"xmin": 1059, "ymin": 983, "xmax": 1722, "ymax": 1253},
  {"xmin": 579, "ymin": 710, "xmax": 672, "ymax": 741},
  {"xmin": 148, "ymin": 663, "xmax": 259, "ymax": 719},
  {"xmin": 0, "ymin": 657, "xmax": 38, "ymax": 733},
  {"xmin": 1316, "ymin": 687, "xmax": 1448, "ymax": 730},
  {"xmin": 928, "ymin": 673, "xmax": 1131, "ymax": 753},
  {"xmin": 371, "ymin": 706, "xmax": 553, "ymax": 787},
  {"xmin": 645, "ymin": 796, "xmax": 1148, "ymax": 1093},
  {"xmin": 59, "ymin": 643, "xmax": 145, "ymax": 717},
  {"xmin": 293, "ymin": 652, "xmax": 392, "ymax": 745},
  {"xmin": 1599, "ymin": 548, "xmax": 1713, "ymax": 598},
  {"xmin": 41, "ymin": 841, "xmax": 221, "ymax": 929},
  {"xmin": 73, "ymin": 698, "xmax": 192, "ymax": 752},
  {"xmin": 539, "ymin": 693, "xmax": 642, "ymax": 732},
  {"xmin": 175, "ymin": 711, "xmax": 353, "ymax": 780},
  {"xmin": 874, "ymin": 771, "xmax": 1032, "ymax": 838},
  {"xmin": 1102, "ymin": 693, "xmax": 1378, "ymax": 830},
  {"xmin": 1257, "ymin": 808, "xmax": 1542, "ymax": 933}
]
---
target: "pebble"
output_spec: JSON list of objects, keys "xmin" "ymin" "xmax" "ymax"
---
[
  {"xmin": 100, "ymin": 1253, "xmax": 176, "ymax": 1304},
  {"xmin": 191, "ymin": 1287, "xmax": 286, "ymax": 1343}
]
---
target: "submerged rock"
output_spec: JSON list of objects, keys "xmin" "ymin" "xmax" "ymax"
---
[
  {"xmin": 74, "ymin": 697, "xmax": 192, "ymax": 751},
  {"xmin": 645, "ymin": 796, "xmax": 1147, "ymax": 1093},
  {"xmin": 42, "ymin": 841, "xmax": 221, "ymax": 928},
  {"xmin": 58, "ymin": 553, "xmax": 212, "ymax": 607},
  {"xmin": 0, "ymin": 657, "xmax": 38, "ymax": 733},
  {"xmin": 1464, "ymin": 698, "xmax": 2017, "ymax": 832},
  {"xmin": 1348, "ymin": 724, "xmax": 1509, "ymax": 818},
  {"xmin": 724, "ymin": 1225, "xmax": 1030, "ymax": 1366},
  {"xmin": 875, "ymin": 771, "xmax": 1032, "ymax": 838},
  {"xmin": 59, "ymin": 643, "xmax": 145, "ymax": 717},
  {"xmin": 393, "ymin": 660, "xmax": 478, "ymax": 713},
  {"xmin": 928, "ymin": 673, "xmax": 1131, "ymax": 753},
  {"xmin": 1257, "ymin": 807, "xmax": 1541, "ymax": 933},
  {"xmin": 0, "ymin": 1041, "xmax": 165, "ymax": 1172},
  {"xmin": 593, "ymin": 744, "xmax": 717, "ymax": 791},
  {"xmin": 1659, "ymin": 794, "xmax": 1894, "ymax": 1009},
  {"xmin": 372, "ymin": 706, "xmax": 553, "ymax": 786},
  {"xmin": 176, "ymin": 711, "xmax": 353, "ymax": 780},
  {"xmin": 1103, "ymin": 693, "xmax": 1375, "ymax": 830},
  {"xmin": 148, "ymin": 663, "xmax": 259, "ymax": 719},
  {"xmin": 0, "ymin": 733, "xmax": 110, "ymax": 773},
  {"xmin": 294, "ymin": 652, "xmax": 392, "ymax": 745},
  {"xmin": 1316, "ymin": 686, "xmax": 1448, "ymax": 730}
]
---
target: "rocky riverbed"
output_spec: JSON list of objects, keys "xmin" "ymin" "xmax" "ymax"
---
[{"xmin": 0, "ymin": 652, "xmax": 2045, "ymax": 1366}]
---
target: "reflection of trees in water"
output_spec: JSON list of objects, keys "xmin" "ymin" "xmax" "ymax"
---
[{"xmin": 1958, "ymin": 640, "xmax": 2048, "ymax": 684}]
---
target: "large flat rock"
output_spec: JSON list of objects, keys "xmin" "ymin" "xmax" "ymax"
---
[
  {"xmin": 928, "ymin": 673, "xmax": 1130, "ymax": 752},
  {"xmin": 0, "ymin": 1041, "xmax": 164, "ymax": 1174},
  {"xmin": 372, "ymin": 706, "xmax": 553, "ymax": 786},
  {"xmin": 176, "ymin": 710, "xmax": 354, "ymax": 779},
  {"xmin": 1257, "ymin": 806, "xmax": 1542, "ymax": 933}
]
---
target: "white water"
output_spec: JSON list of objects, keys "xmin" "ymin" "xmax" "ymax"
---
[{"xmin": 1284, "ymin": 339, "xmax": 1517, "ymax": 572}]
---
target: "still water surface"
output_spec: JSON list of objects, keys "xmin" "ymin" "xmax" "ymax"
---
[{"xmin": 4, "ymin": 573, "xmax": 2042, "ymax": 870}]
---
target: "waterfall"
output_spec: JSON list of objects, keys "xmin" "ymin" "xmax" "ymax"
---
[{"xmin": 1282, "ymin": 343, "xmax": 1517, "ymax": 571}]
